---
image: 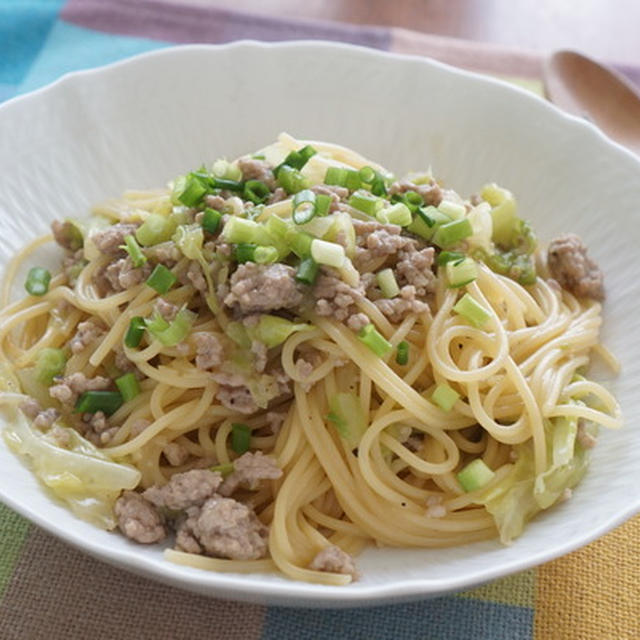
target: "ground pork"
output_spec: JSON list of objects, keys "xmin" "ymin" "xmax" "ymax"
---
[
  {"xmin": 114, "ymin": 349, "xmax": 136, "ymax": 373},
  {"xmin": 237, "ymin": 157, "xmax": 276, "ymax": 190},
  {"xmin": 104, "ymin": 256, "xmax": 152, "ymax": 293},
  {"xmin": 389, "ymin": 179, "xmax": 443, "ymax": 207},
  {"xmin": 20, "ymin": 399, "xmax": 59, "ymax": 430},
  {"xmin": 309, "ymin": 545, "xmax": 358, "ymax": 579},
  {"xmin": 219, "ymin": 451, "xmax": 283, "ymax": 497},
  {"xmin": 69, "ymin": 319, "xmax": 105, "ymax": 355},
  {"xmin": 145, "ymin": 241, "xmax": 182, "ymax": 267},
  {"xmin": 175, "ymin": 495, "xmax": 269, "ymax": 560},
  {"xmin": 154, "ymin": 298, "xmax": 179, "ymax": 321},
  {"xmin": 395, "ymin": 247, "xmax": 437, "ymax": 297},
  {"xmin": 374, "ymin": 285, "xmax": 430, "ymax": 322},
  {"xmin": 143, "ymin": 469, "xmax": 223, "ymax": 511},
  {"xmin": 313, "ymin": 270, "xmax": 364, "ymax": 323},
  {"xmin": 267, "ymin": 187, "xmax": 288, "ymax": 204},
  {"xmin": 346, "ymin": 312, "xmax": 370, "ymax": 332},
  {"xmin": 224, "ymin": 263, "xmax": 304, "ymax": 314},
  {"xmin": 265, "ymin": 409, "xmax": 287, "ymax": 435},
  {"xmin": 193, "ymin": 332, "xmax": 224, "ymax": 370},
  {"xmin": 163, "ymin": 441, "xmax": 190, "ymax": 467},
  {"xmin": 82, "ymin": 411, "xmax": 118, "ymax": 446},
  {"xmin": 310, "ymin": 184, "xmax": 349, "ymax": 212},
  {"xmin": 91, "ymin": 223, "xmax": 138, "ymax": 255},
  {"xmin": 251, "ymin": 340, "xmax": 268, "ymax": 373},
  {"xmin": 215, "ymin": 384, "xmax": 258, "ymax": 415},
  {"xmin": 49, "ymin": 373, "xmax": 111, "ymax": 407},
  {"xmin": 547, "ymin": 233, "xmax": 604, "ymax": 300},
  {"xmin": 115, "ymin": 490, "xmax": 167, "ymax": 544},
  {"xmin": 183, "ymin": 261, "xmax": 207, "ymax": 292},
  {"xmin": 577, "ymin": 420, "xmax": 597, "ymax": 449},
  {"xmin": 51, "ymin": 220, "xmax": 82, "ymax": 251}
]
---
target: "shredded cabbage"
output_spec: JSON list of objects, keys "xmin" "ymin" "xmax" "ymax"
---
[
  {"xmin": 477, "ymin": 412, "xmax": 589, "ymax": 543},
  {"xmin": 3, "ymin": 411, "xmax": 141, "ymax": 530}
]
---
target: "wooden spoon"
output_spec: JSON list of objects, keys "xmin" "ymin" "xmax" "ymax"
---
[{"xmin": 543, "ymin": 50, "xmax": 640, "ymax": 155}]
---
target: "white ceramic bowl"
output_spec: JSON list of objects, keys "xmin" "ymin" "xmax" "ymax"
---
[{"xmin": 0, "ymin": 42, "xmax": 638, "ymax": 608}]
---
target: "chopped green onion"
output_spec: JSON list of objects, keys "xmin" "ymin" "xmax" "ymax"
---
[
  {"xmin": 344, "ymin": 170, "xmax": 362, "ymax": 191},
  {"xmin": 221, "ymin": 216, "xmax": 260, "ymax": 244},
  {"xmin": 210, "ymin": 462, "xmax": 235, "ymax": 476},
  {"xmin": 25, "ymin": 267, "xmax": 51, "ymax": 297},
  {"xmin": 35, "ymin": 348, "xmax": 66, "ymax": 385},
  {"xmin": 172, "ymin": 174, "xmax": 207, "ymax": 207},
  {"xmin": 396, "ymin": 341, "xmax": 409, "ymax": 366},
  {"xmin": 212, "ymin": 159, "xmax": 242, "ymax": 182},
  {"xmin": 295, "ymin": 257, "xmax": 319, "ymax": 285},
  {"xmin": 457, "ymin": 458, "xmax": 495, "ymax": 492},
  {"xmin": 380, "ymin": 202, "xmax": 412, "ymax": 227},
  {"xmin": 287, "ymin": 229, "xmax": 314, "ymax": 259},
  {"xmin": 401, "ymin": 191, "xmax": 424, "ymax": 212},
  {"xmin": 146, "ymin": 308, "xmax": 195, "ymax": 346},
  {"xmin": 115, "ymin": 372, "xmax": 140, "ymax": 403},
  {"xmin": 376, "ymin": 268, "xmax": 400, "ymax": 298},
  {"xmin": 201, "ymin": 207, "xmax": 222, "ymax": 234},
  {"xmin": 75, "ymin": 390, "xmax": 123, "ymax": 416},
  {"xmin": 431, "ymin": 383, "xmax": 460, "ymax": 412},
  {"xmin": 327, "ymin": 392, "xmax": 367, "ymax": 449},
  {"xmin": 370, "ymin": 176, "xmax": 388, "ymax": 196},
  {"xmin": 124, "ymin": 317, "xmax": 146, "ymax": 348},
  {"xmin": 146, "ymin": 264, "xmax": 177, "ymax": 294},
  {"xmin": 432, "ymin": 218, "xmax": 473, "ymax": 249},
  {"xmin": 265, "ymin": 214, "xmax": 290, "ymax": 239},
  {"xmin": 292, "ymin": 189, "xmax": 317, "ymax": 225},
  {"xmin": 54, "ymin": 220, "xmax": 84, "ymax": 251},
  {"xmin": 419, "ymin": 205, "xmax": 451, "ymax": 227},
  {"xmin": 231, "ymin": 423, "xmax": 251, "ymax": 455},
  {"xmin": 358, "ymin": 323, "xmax": 392, "ymax": 358},
  {"xmin": 234, "ymin": 243, "xmax": 258, "ymax": 263},
  {"xmin": 277, "ymin": 165, "xmax": 310, "ymax": 194},
  {"xmin": 135, "ymin": 213, "xmax": 177, "ymax": 246},
  {"xmin": 437, "ymin": 251, "xmax": 466, "ymax": 266},
  {"xmin": 438, "ymin": 199, "xmax": 467, "ymax": 220},
  {"xmin": 324, "ymin": 167, "xmax": 348, "ymax": 187},
  {"xmin": 254, "ymin": 246, "xmax": 279, "ymax": 264},
  {"xmin": 122, "ymin": 235, "xmax": 147, "ymax": 268},
  {"xmin": 275, "ymin": 145, "xmax": 317, "ymax": 175},
  {"xmin": 252, "ymin": 315, "xmax": 311, "ymax": 348},
  {"xmin": 453, "ymin": 293, "xmax": 491, "ymax": 328},
  {"xmin": 310, "ymin": 238, "xmax": 345, "ymax": 268},
  {"xmin": 358, "ymin": 166, "xmax": 376, "ymax": 184},
  {"xmin": 349, "ymin": 191, "xmax": 382, "ymax": 216},
  {"xmin": 211, "ymin": 177, "xmax": 244, "ymax": 192},
  {"xmin": 314, "ymin": 194, "xmax": 332, "ymax": 217},
  {"xmin": 446, "ymin": 257, "xmax": 478, "ymax": 288},
  {"xmin": 243, "ymin": 180, "xmax": 271, "ymax": 204}
]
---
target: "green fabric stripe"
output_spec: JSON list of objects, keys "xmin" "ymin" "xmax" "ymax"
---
[
  {"xmin": 0, "ymin": 503, "xmax": 31, "ymax": 600},
  {"xmin": 457, "ymin": 569, "xmax": 536, "ymax": 607}
]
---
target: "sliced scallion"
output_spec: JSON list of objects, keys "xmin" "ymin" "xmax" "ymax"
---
[
  {"xmin": 396, "ymin": 341, "xmax": 409, "ymax": 366},
  {"xmin": 286, "ymin": 229, "xmax": 314, "ymax": 259},
  {"xmin": 310, "ymin": 238, "xmax": 345, "ymax": 268},
  {"xmin": 115, "ymin": 372, "xmax": 140, "ymax": 403},
  {"xmin": 275, "ymin": 145, "xmax": 317, "ymax": 175},
  {"xmin": 221, "ymin": 216, "xmax": 260, "ymax": 244},
  {"xmin": 376, "ymin": 268, "xmax": 400, "ymax": 298},
  {"xmin": 146, "ymin": 264, "xmax": 177, "ymax": 294},
  {"xmin": 201, "ymin": 207, "xmax": 222, "ymax": 234},
  {"xmin": 381, "ymin": 202, "xmax": 412, "ymax": 227},
  {"xmin": 292, "ymin": 189, "xmax": 317, "ymax": 225},
  {"xmin": 431, "ymin": 383, "xmax": 460, "ymax": 412},
  {"xmin": 124, "ymin": 316, "xmax": 146, "ymax": 348},
  {"xmin": 122, "ymin": 235, "xmax": 147, "ymax": 268},
  {"xmin": 457, "ymin": 458, "xmax": 495, "ymax": 492},
  {"xmin": 243, "ymin": 180, "xmax": 271, "ymax": 205},
  {"xmin": 75, "ymin": 390, "xmax": 123, "ymax": 416},
  {"xmin": 146, "ymin": 308, "xmax": 195, "ymax": 346},
  {"xmin": 172, "ymin": 174, "xmax": 207, "ymax": 207},
  {"xmin": 277, "ymin": 165, "xmax": 310, "ymax": 194},
  {"xmin": 231, "ymin": 423, "xmax": 251, "ymax": 455},
  {"xmin": 453, "ymin": 292, "xmax": 491, "ymax": 328},
  {"xmin": 358, "ymin": 323, "xmax": 392, "ymax": 358},
  {"xmin": 438, "ymin": 199, "xmax": 467, "ymax": 220},
  {"xmin": 35, "ymin": 348, "xmax": 66, "ymax": 385},
  {"xmin": 25, "ymin": 267, "xmax": 51, "ymax": 296},
  {"xmin": 295, "ymin": 257, "xmax": 319, "ymax": 285},
  {"xmin": 432, "ymin": 218, "xmax": 473, "ymax": 249},
  {"xmin": 349, "ymin": 191, "xmax": 383, "ymax": 216},
  {"xmin": 314, "ymin": 194, "xmax": 331, "ymax": 217},
  {"xmin": 437, "ymin": 251, "xmax": 466, "ymax": 266},
  {"xmin": 446, "ymin": 257, "xmax": 478, "ymax": 288},
  {"xmin": 234, "ymin": 243, "xmax": 258, "ymax": 263}
]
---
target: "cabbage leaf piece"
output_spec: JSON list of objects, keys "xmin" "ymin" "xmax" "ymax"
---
[
  {"xmin": 475, "ymin": 412, "xmax": 590, "ymax": 544},
  {"xmin": 3, "ymin": 411, "xmax": 141, "ymax": 530}
]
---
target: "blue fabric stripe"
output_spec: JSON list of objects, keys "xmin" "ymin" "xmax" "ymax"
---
[
  {"xmin": 17, "ymin": 20, "xmax": 170, "ymax": 96},
  {"xmin": 261, "ymin": 598, "xmax": 534, "ymax": 640},
  {"xmin": 0, "ymin": 0, "xmax": 65, "ymax": 85}
]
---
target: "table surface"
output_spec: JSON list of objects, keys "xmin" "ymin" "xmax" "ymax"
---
[{"xmin": 193, "ymin": 0, "xmax": 640, "ymax": 65}]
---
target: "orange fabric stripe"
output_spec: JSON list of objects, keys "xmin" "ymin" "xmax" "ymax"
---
[{"xmin": 535, "ymin": 515, "xmax": 640, "ymax": 640}]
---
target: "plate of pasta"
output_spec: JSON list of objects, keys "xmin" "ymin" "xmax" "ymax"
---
[{"xmin": 0, "ymin": 42, "xmax": 637, "ymax": 606}]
